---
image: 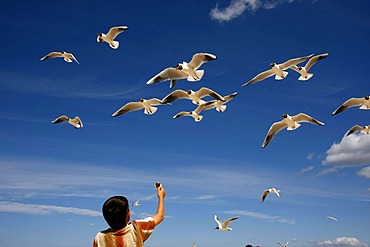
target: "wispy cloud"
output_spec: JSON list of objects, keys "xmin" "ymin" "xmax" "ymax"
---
[
  {"xmin": 197, "ymin": 195, "xmax": 215, "ymax": 200},
  {"xmin": 300, "ymin": 166, "xmax": 315, "ymax": 174},
  {"xmin": 0, "ymin": 71, "xmax": 146, "ymax": 100},
  {"xmin": 313, "ymin": 237, "xmax": 368, "ymax": 247},
  {"xmin": 209, "ymin": 0, "xmax": 297, "ymax": 22},
  {"xmin": 224, "ymin": 209, "xmax": 295, "ymax": 224},
  {"xmin": 322, "ymin": 133, "xmax": 370, "ymax": 167},
  {"xmin": 0, "ymin": 201, "xmax": 101, "ymax": 216}
]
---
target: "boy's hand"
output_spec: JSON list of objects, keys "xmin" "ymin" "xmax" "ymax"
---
[{"xmin": 155, "ymin": 181, "xmax": 165, "ymax": 199}]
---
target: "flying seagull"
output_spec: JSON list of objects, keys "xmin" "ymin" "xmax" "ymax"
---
[
  {"xmin": 332, "ymin": 96, "xmax": 370, "ymax": 116},
  {"xmin": 147, "ymin": 53, "xmax": 217, "ymax": 88},
  {"xmin": 161, "ymin": 87, "xmax": 225, "ymax": 105},
  {"xmin": 345, "ymin": 125, "xmax": 370, "ymax": 136},
  {"xmin": 277, "ymin": 241, "xmax": 289, "ymax": 247},
  {"xmin": 52, "ymin": 115, "xmax": 83, "ymax": 129},
  {"xmin": 326, "ymin": 216, "xmax": 338, "ymax": 221},
  {"xmin": 289, "ymin": 53, "xmax": 329, "ymax": 80},
  {"xmin": 201, "ymin": 92, "xmax": 238, "ymax": 112},
  {"xmin": 146, "ymin": 66, "xmax": 189, "ymax": 89},
  {"xmin": 97, "ymin": 26, "xmax": 128, "ymax": 49},
  {"xmin": 173, "ymin": 101, "xmax": 215, "ymax": 122},
  {"xmin": 40, "ymin": 51, "xmax": 80, "ymax": 64},
  {"xmin": 214, "ymin": 215, "xmax": 239, "ymax": 231},
  {"xmin": 177, "ymin": 52, "xmax": 217, "ymax": 81},
  {"xmin": 262, "ymin": 113, "xmax": 325, "ymax": 148},
  {"xmin": 112, "ymin": 98, "xmax": 167, "ymax": 117},
  {"xmin": 242, "ymin": 54, "xmax": 313, "ymax": 86},
  {"xmin": 132, "ymin": 200, "xmax": 140, "ymax": 207},
  {"xmin": 261, "ymin": 188, "xmax": 280, "ymax": 202}
]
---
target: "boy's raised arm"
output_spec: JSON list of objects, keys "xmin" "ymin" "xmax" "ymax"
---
[{"xmin": 152, "ymin": 182, "xmax": 165, "ymax": 226}]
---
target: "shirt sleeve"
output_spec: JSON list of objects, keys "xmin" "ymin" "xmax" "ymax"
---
[{"xmin": 134, "ymin": 217, "xmax": 156, "ymax": 242}]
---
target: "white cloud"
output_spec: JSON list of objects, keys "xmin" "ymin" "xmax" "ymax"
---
[
  {"xmin": 197, "ymin": 195, "xmax": 214, "ymax": 200},
  {"xmin": 209, "ymin": 0, "xmax": 297, "ymax": 22},
  {"xmin": 314, "ymin": 237, "xmax": 368, "ymax": 247},
  {"xmin": 357, "ymin": 166, "xmax": 370, "ymax": 179},
  {"xmin": 224, "ymin": 209, "xmax": 295, "ymax": 224},
  {"xmin": 0, "ymin": 201, "xmax": 101, "ymax": 217},
  {"xmin": 322, "ymin": 134, "xmax": 370, "ymax": 167},
  {"xmin": 300, "ymin": 166, "xmax": 315, "ymax": 174}
]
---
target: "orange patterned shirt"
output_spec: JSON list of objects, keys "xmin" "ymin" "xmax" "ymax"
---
[{"xmin": 93, "ymin": 217, "xmax": 156, "ymax": 247}]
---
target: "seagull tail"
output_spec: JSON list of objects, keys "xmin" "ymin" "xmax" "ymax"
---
[
  {"xmin": 275, "ymin": 71, "xmax": 288, "ymax": 80},
  {"xmin": 298, "ymin": 73, "xmax": 313, "ymax": 81},
  {"xmin": 195, "ymin": 115, "xmax": 203, "ymax": 122},
  {"xmin": 144, "ymin": 107, "xmax": 158, "ymax": 115},
  {"xmin": 110, "ymin": 41, "xmax": 120, "ymax": 49},
  {"xmin": 216, "ymin": 105, "xmax": 227, "ymax": 112},
  {"xmin": 187, "ymin": 70, "xmax": 204, "ymax": 82}
]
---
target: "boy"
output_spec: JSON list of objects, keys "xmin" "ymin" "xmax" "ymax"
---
[{"xmin": 93, "ymin": 182, "xmax": 165, "ymax": 247}]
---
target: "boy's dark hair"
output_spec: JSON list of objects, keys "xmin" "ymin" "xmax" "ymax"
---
[{"xmin": 102, "ymin": 196, "xmax": 129, "ymax": 230}]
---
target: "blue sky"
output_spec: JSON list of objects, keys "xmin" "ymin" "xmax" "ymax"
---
[{"xmin": 0, "ymin": 0, "xmax": 369, "ymax": 247}]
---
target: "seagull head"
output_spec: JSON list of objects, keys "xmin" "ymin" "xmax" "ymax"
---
[
  {"xmin": 215, "ymin": 226, "xmax": 219, "ymax": 229},
  {"xmin": 176, "ymin": 63, "xmax": 183, "ymax": 70},
  {"xmin": 297, "ymin": 66, "xmax": 302, "ymax": 70},
  {"xmin": 282, "ymin": 113, "xmax": 288, "ymax": 118},
  {"xmin": 269, "ymin": 62, "xmax": 277, "ymax": 67},
  {"xmin": 365, "ymin": 96, "xmax": 369, "ymax": 100},
  {"xmin": 187, "ymin": 90, "xmax": 193, "ymax": 95},
  {"xmin": 139, "ymin": 98, "xmax": 144, "ymax": 102}
]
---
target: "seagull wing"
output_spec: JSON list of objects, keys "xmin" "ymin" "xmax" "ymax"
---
[
  {"xmin": 188, "ymin": 53, "xmax": 217, "ymax": 70},
  {"xmin": 346, "ymin": 125, "xmax": 364, "ymax": 136},
  {"xmin": 292, "ymin": 113, "xmax": 325, "ymax": 126},
  {"xmin": 305, "ymin": 53, "xmax": 329, "ymax": 72},
  {"xmin": 68, "ymin": 53, "xmax": 80, "ymax": 64},
  {"xmin": 161, "ymin": 90, "xmax": 188, "ymax": 104},
  {"xmin": 41, "ymin": 52, "xmax": 63, "ymax": 61},
  {"xmin": 214, "ymin": 215, "xmax": 223, "ymax": 228},
  {"xmin": 332, "ymin": 97, "xmax": 364, "ymax": 115},
  {"xmin": 146, "ymin": 98, "xmax": 163, "ymax": 106},
  {"xmin": 289, "ymin": 65, "xmax": 301, "ymax": 73},
  {"xmin": 52, "ymin": 115, "xmax": 69, "ymax": 124},
  {"xmin": 146, "ymin": 68, "xmax": 188, "ymax": 85},
  {"xmin": 112, "ymin": 102, "xmax": 143, "ymax": 117},
  {"xmin": 173, "ymin": 111, "xmax": 191, "ymax": 119},
  {"xmin": 106, "ymin": 26, "xmax": 128, "ymax": 40},
  {"xmin": 194, "ymin": 101, "xmax": 216, "ymax": 114},
  {"xmin": 243, "ymin": 69, "xmax": 275, "ymax": 86},
  {"xmin": 261, "ymin": 190, "xmax": 269, "ymax": 202},
  {"xmin": 222, "ymin": 216, "xmax": 239, "ymax": 228},
  {"xmin": 279, "ymin": 54, "xmax": 313, "ymax": 69},
  {"xmin": 271, "ymin": 188, "xmax": 280, "ymax": 197},
  {"xmin": 223, "ymin": 92, "xmax": 238, "ymax": 103},
  {"xmin": 197, "ymin": 87, "xmax": 225, "ymax": 101},
  {"xmin": 262, "ymin": 120, "xmax": 288, "ymax": 148}
]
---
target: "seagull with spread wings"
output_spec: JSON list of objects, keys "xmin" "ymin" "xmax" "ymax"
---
[
  {"xmin": 97, "ymin": 26, "xmax": 128, "ymax": 49},
  {"xmin": 345, "ymin": 124, "xmax": 370, "ymax": 136},
  {"xmin": 52, "ymin": 115, "xmax": 83, "ymax": 129},
  {"xmin": 112, "ymin": 98, "xmax": 167, "ymax": 117},
  {"xmin": 243, "ymin": 54, "xmax": 313, "ymax": 86},
  {"xmin": 40, "ymin": 51, "xmax": 80, "ymax": 64},
  {"xmin": 289, "ymin": 53, "xmax": 329, "ymax": 80},
  {"xmin": 332, "ymin": 96, "xmax": 370, "ymax": 116},
  {"xmin": 146, "ymin": 53, "xmax": 217, "ymax": 88},
  {"xmin": 261, "ymin": 187, "xmax": 280, "ymax": 202},
  {"xmin": 214, "ymin": 215, "xmax": 239, "ymax": 231},
  {"xmin": 262, "ymin": 113, "xmax": 325, "ymax": 148},
  {"xmin": 161, "ymin": 87, "xmax": 225, "ymax": 105}
]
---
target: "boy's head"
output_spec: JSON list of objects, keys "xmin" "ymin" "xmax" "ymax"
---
[{"xmin": 102, "ymin": 196, "xmax": 130, "ymax": 230}]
